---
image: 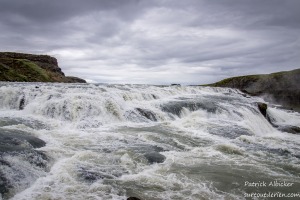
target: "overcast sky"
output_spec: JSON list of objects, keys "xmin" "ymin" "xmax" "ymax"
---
[{"xmin": 1, "ymin": 0, "xmax": 299, "ymax": 84}]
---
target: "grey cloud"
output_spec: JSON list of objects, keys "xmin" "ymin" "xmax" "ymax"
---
[
  {"xmin": 200, "ymin": 0, "xmax": 300, "ymax": 28},
  {"xmin": 0, "ymin": 0, "xmax": 299, "ymax": 84},
  {"xmin": 0, "ymin": 0, "xmax": 141, "ymax": 23}
]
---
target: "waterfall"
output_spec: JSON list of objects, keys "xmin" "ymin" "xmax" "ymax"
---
[{"xmin": 0, "ymin": 83, "xmax": 299, "ymax": 200}]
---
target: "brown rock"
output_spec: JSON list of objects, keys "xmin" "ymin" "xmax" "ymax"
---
[{"xmin": 257, "ymin": 102, "xmax": 268, "ymax": 117}]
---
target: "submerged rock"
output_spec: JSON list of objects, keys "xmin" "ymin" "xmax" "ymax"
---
[
  {"xmin": 144, "ymin": 152, "xmax": 166, "ymax": 164},
  {"xmin": 161, "ymin": 100, "xmax": 217, "ymax": 116},
  {"xmin": 0, "ymin": 129, "xmax": 46, "ymax": 151},
  {"xmin": 278, "ymin": 125, "xmax": 300, "ymax": 134},
  {"xmin": 19, "ymin": 96, "xmax": 25, "ymax": 110},
  {"xmin": 255, "ymin": 104, "xmax": 300, "ymax": 135},
  {"xmin": 0, "ymin": 128, "xmax": 48, "ymax": 199},
  {"xmin": 127, "ymin": 197, "xmax": 141, "ymax": 200},
  {"xmin": 135, "ymin": 108, "xmax": 157, "ymax": 121},
  {"xmin": 0, "ymin": 171, "xmax": 11, "ymax": 197},
  {"xmin": 208, "ymin": 125, "xmax": 252, "ymax": 139},
  {"xmin": 78, "ymin": 169, "xmax": 115, "ymax": 182}
]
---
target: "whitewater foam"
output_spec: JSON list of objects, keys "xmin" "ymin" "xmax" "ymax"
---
[{"xmin": 0, "ymin": 83, "xmax": 299, "ymax": 200}]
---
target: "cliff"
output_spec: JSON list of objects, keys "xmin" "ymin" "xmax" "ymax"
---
[
  {"xmin": 208, "ymin": 68, "xmax": 300, "ymax": 111},
  {"xmin": 0, "ymin": 52, "xmax": 86, "ymax": 83}
]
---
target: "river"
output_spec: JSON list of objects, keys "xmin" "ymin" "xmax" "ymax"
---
[{"xmin": 0, "ymin": 83, "xmax": 299, "ymax": 199}]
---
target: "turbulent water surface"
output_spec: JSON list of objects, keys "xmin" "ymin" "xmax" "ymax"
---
[{"xmin": 0, "ymin": 83, "xmax": 299, "ymax": 200}]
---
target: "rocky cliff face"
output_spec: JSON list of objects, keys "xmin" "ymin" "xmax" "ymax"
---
[
  {"xmin": 209, "ymin": 69, "xmax": 300, "ymax": 111},
  {"xmin": 0, "ymin": 52, "xmax": 86, "ymax": 83}
]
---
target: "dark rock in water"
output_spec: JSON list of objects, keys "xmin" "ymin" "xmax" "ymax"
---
[
  {"xmin": 19, "ymin": 96, "xmax": 25, "ymax": 110},
  {"xmin": 144, "ymin": 152, "xmax": 166, "ymax": 164},
  {"xmin": 208, "ymin": 125, "xmax": 252, "ymax": 139},
  {"xmin": 263, "ymin": 109, "xmax": 300, "ymax": 134},
  {"xmin": 278, "ymin": 125, "xmax": 300, "ymax": 134},
  {"xmin": 135, "ymin": 108, "xmax": 157, "ymax": 121},
  {"xmin": 0, "ymin": 117, "xmax": 48, "ymax": 130},
  {"xmin": 78, "ymin": 169, "xmax": 114, "ymax": 182},
  {"xmin": 268, "ymin": 148, "xmax": 291, "ymax": 156},
  {"xmin": 24, "ymin": 135, "xmax": 46, "ymax": 148},
  {"xmin": 81, "ymin": 171, "xmax": 103, "ymax": 181},
  {"xmin": 0, "ymin": 129, "xmax": 46, "ymax": 151},
  {"xmin": 241, "ymin": 89, "xmax": 249, "ymax": 94},
  {"xmin": 0, "ymin": 171, "xmax": 12, "ymax": 198},
  {"xmin": 126, "ymin": 142, "xmax": 165, "ymax": 155},
  {"xmin": 0, "ymin": 159, "xmax": 10, "ymax": 167},
  {"xmin": 0, "ymin": 149, "xmax": 49, "ymax": 198},
  {"xmin": 0, "ymin": 128, "xmax": 49, "ymax": 198},
  {"xmin": 127, "ymin": 197, "xmax": 141, "ymax": 200},
  {"xmin": 171, "ymin": 84, "xmax": 181, "ymax": 86},
  {"xmin": 151, "ymin": 94, "xmax": 158, "ymax": 99},
  {"xmin": 257, "ymin": 102, "xmax": 268, "ymax": 118},
  {"xmin": 77, "ymin": 166, "xmax": 128, "ymax": 183},
  {"xmin": 161, "ymin": 100, "xmax": 217, "ymax": 116}
]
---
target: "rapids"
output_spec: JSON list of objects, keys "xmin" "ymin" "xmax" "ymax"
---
[{"xmin": 0, "ymin": 82, "xmax": 299, "ymax": 200}]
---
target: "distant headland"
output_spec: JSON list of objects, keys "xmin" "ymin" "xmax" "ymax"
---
[
  {"xmin": 207, "ymin": 68, "xmax": 300, "ymax": 112},
  {"xmin": 0, "ymin": 52, "xmax": 86, "ymax": 83}
]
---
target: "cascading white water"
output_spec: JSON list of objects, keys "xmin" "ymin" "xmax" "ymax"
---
[{"xmin": 0, "ymin": 82, "xmax": 299, "ymax": 200}]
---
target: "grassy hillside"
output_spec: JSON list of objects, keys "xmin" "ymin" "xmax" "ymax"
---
[
  {"xmin": 208, "ymin": 69, "xmax": 300, "ymax": 111},
  {"xmin": 0, "ymin": 52, "xmax": 86, "ymax": 83},
  {"xmin": 0, "ymin": 58, "xmax": 51, "ymax": 82}
]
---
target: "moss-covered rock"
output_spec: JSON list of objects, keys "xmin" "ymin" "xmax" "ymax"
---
[{"xmin": 0, "ymin": 52, "xmax": 86, "ymax": 83}]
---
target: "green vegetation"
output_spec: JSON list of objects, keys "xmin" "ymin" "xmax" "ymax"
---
[
  {"xmin": 206, "ymin": 69, "xmax": 300, "ymax": 88},
  {"xmin": 206, "ymin": 69, "xmax": 300, "ymax": 87},
  {"xmin": 16, "ymin": 59, "xmax": 51, "ymax": 81},
  {"xmin": 0, "ymin": 58, "xmax": 51, "ymax": 82},
  {"xmin": 210, "ymin": 75, "xmax": 261, "ymax": 87},
  {"xmin": 0, "ymin": 52, "xmax": 86, "ymax": 83}
]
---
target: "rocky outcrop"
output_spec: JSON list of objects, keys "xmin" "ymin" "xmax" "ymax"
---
[
  {"xmin": 256, "ymin": 102, "xmax": 300, "ymax": 134},
  {"xmin": 0, "ymin": 52, "xmax": 86, "ymax": 83},
  {"xmin": 209, "ymin": 69, "xmax": 300, "ymax": 112},
  {"xmin": 0, "ymin": 128, "xmax": 49, "ymax": 199},
  {"xmin": 257, "ymin": 102, "xmax": 268, "ymax": 118},
  {"xmin": 65, "ymin": 76, "xmax": 87, "ymax": 83}
]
